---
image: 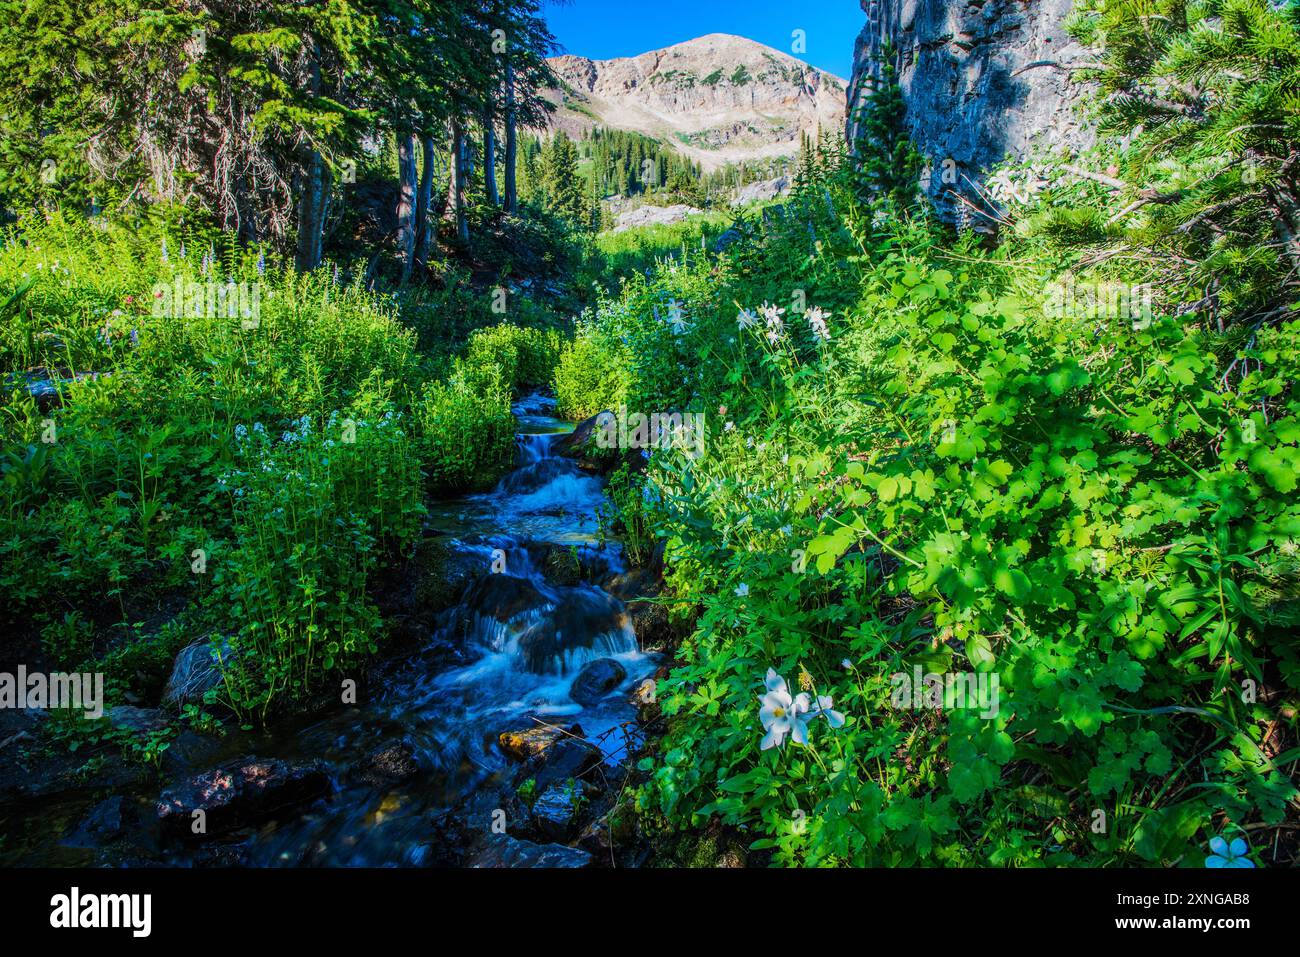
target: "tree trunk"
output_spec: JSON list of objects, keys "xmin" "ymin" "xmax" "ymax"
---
[
  {"xmin": 1267, "ymin": 186, "xmax": 1300, "ymax": 275},
  {"xmin": 414, "ymin": 134, "xmax": 438, "ymax": 270},
  {"xmin": 397, "ymin": 132, "xmax": 418, "ymax": 282},
  {"xmin": 295, "ymin": 150, "xmax": 327, "ymax": 272},
  {"xmin": 483, "ymin": 112, "xmax": 500, "ymax": 207},
  {"xmin": 294, "ymin": 44, "xmax": 326, "ymax": 271},
  {"xmin": 447, "ymin": 120, "xmax": 470, "ymax": 245},
  {"xmin": 505, "ymin": 62, "xmax": 518, "ymax": 213}
]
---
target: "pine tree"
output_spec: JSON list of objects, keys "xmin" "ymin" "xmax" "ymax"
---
[
  {"xmin": 1039, "ymin": 0, "xmax": 1300, "ymax": 320},
  {"xmin": 850, "ymin": 50, "xmax": 923, "ymax": 212},
  {"xmin": 540, "ymin": 132, "xmax": 585, "ymax": 223}
]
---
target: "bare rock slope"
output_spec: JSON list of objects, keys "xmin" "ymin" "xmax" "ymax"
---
[
  {"xmin": 544, "ymin": 34, "xmax": 847, "ymax": 172},
  {"xmin": 848, "ymin": 0, "xmax": 1095, "ymax": 221}
]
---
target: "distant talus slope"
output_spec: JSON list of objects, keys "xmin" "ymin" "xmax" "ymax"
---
[
  {"xmin": 544, "ymin": 34, "xmax": 847, "ymax": 171},
  {"xmin": 848, "ymin": 0, "xmax": 1095, "ymax": 221}
]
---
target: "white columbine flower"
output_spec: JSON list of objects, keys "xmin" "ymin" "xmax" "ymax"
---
[
  {"xmin": 808, "ymin": 694, "xmax": 845, "ymax": 728},
  {"xmin": 737, "ymin": 308, "xmax": 758, "ymax": 330},
  {"xmin": 985, "ymin": 169, "xmax": 1021, "ymax": 205},
  {"xmin": 759, "ymin": 669, "xmax": 813, "ymax": 750},
  {"xmin": 735, "ymin": 583, "xmax": 749, "ymax": 597},
  {"xmin": 761, "ymin": 302, "xmax": 785, "ymax": 334},
  {"xmin": 806, "ymin": 306, "xmax": 831, "ymax": 342}
]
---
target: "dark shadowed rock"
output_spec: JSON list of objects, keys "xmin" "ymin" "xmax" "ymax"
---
[
  {"xmin": 606, "ymin": 543, "xmax": 676, "ymax": 652},
  {"xmin": 355, "ymin": 743, "xmax": 420, "ymax": 786},
  {"xmin": 569, "ymin": 658, "xmax": 627, "ymax": 706},
  {"xmin": 461, "ymin": 573, "xmax": 552, "ymax": 623},
  {"xmin": 530, "ymin": 784, "xmax": 582, "ymax": 842},
  {"xmin": 157, "ymin": 757, "xmax": 330, "ymax": 838},
  {"xmin": 468, "ymin": 833, "xmax": 593, "ymax": 868},
  {"xmin": 0, "ymin": 707, "xmax": 44, "ymax": 752},
  {"xmin": 105, "ymin": 706, "xmax": 168, "ymax": 733},
  {"xmin": 160, "ymin": 729, "xmax": 226, "ymax": 778},
  {"xmin": 162, "ymin": 638, "xmax": 229, "ymax": 710},
  {"xmin": 62, "ymin": 796, "xmax": 133, "ymax": 848},
  {"xmin": 552, "ymin": 413, "xmax": 608, "ymax": 459},
  {"xmin": 521, "ymin": 737, "xmax": 604, "ymax": 794}
]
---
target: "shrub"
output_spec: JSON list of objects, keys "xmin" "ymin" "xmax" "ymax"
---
[
  {"xmin": 212, "ymin": 407, "xmax": 423, "ymax": 719},
  {"xmin": 568, "ymin": 169, "xmax": 1300, "ymax": 866},
  {"xmin": 464, "ymin": 322, "xmax": 564, "ymax": 394},
  {"xmin": 415, "ymin": 361, "xmax": 516, "ymax": 494},
  {"xmin": 0, "ymin": 212, "xmax": 451, "ymax": 721}
]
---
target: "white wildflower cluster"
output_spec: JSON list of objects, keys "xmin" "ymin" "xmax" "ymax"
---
[
  {"xmin": 805, "ymin": 306, "xmax": 831, "ymax": 343},
  {"xmin": 761, "ymin": 302, "xmax": 785, "ymax": 344},
  {"xmin": 758, "ymin": 668, "xmax": 845, "ymax": 750},
  {"xmin": 984, "ymin": 166, "xmax": 1049, "ymax": 207},
  {"xmin": 665, "ymin": 299, "xmax": 690, "ymax": 337},
  {"xmin": 736, "ymin": 302, "xmax": 833, "ymax": 345}
]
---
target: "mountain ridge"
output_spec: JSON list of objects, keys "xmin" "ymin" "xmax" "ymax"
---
[{"xmin": 541, "ymin": 33, "xmax": 847, "ymax": 172}]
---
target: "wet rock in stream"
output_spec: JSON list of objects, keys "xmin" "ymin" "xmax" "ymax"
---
[
  {"xmin": 569, "ymin": 658, "xmax": 627, "ymax": 706},
  {"xmin": 157, "ymin": 758, "xmax": 331, "ymax": 839},
  {"xmin": 162, "ymin": 637, "xmax": 230, "ymax": 710},
  {"xmin": 461, "ymin": 572, "xmax": 552, "ymax": 623},
  {"xmin": 498, "ymin": 722, "xmax": 584, "ymax": 762},
  {"xmin": 529, "ymin": 783, "xmax": 590, "ymax": 843},
  {"xmin": 516, "ymin": 589, "xmax": 632, "ymax": 673},
  {"xmin": 354, "ymin": 743, "xmax": 420, "ymax": 787},
  {"xmin": 520, "ymin": 738, "xmax": 604, "ymax": 795},
  {"xmin": 467, "ymin": 833, "xmax": 593, "ymax": 868}
]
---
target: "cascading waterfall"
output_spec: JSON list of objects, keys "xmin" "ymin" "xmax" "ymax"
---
[{"xmin": 132, "ymin": 392, "xmax": 655, "ymax": 866}]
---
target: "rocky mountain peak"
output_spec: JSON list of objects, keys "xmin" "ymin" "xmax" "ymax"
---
[{"xmin": 543, "ymin": 34, "xmax": 847, "ymax": 171}]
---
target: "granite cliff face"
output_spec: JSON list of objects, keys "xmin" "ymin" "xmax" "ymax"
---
[
  {"xmin": 847, "ymin": 0, "xmax": 1095, "ymax": 220},
  {"xmin": 545, "ymin": 34, "xmax": 847, "ymax": 172}
]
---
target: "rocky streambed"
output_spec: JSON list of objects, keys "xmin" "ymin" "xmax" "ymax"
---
[{"xmin": 0, "ymin": 394, "xmax": 673, "ymax": 868}]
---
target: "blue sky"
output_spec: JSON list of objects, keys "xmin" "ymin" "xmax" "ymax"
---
[{"xmin": 540, "ymin": 0, "xmax": 863, "ymax": 79}]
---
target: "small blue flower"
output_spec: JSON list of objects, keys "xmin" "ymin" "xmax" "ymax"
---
[{"xmin": 1205, "ymin": 835, "xmax": 1254, "ymax": 868}]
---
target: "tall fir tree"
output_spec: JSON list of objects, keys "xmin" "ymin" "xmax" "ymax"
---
[{"xmin": 850, "ymin": 48, "xmax": 923, "ymax": 212}]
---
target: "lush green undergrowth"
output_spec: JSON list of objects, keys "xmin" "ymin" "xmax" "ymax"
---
[
  {"xmin": 587, "ymin": 213, "xmax": 731, "ymax": 284},
  {"xmin": 0, "ymin": 211, "xmax": 560, "ymax": 722},
  {"xmin": 559, "ymin": 163, "xmax": 1300, "ymax": 865}
]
